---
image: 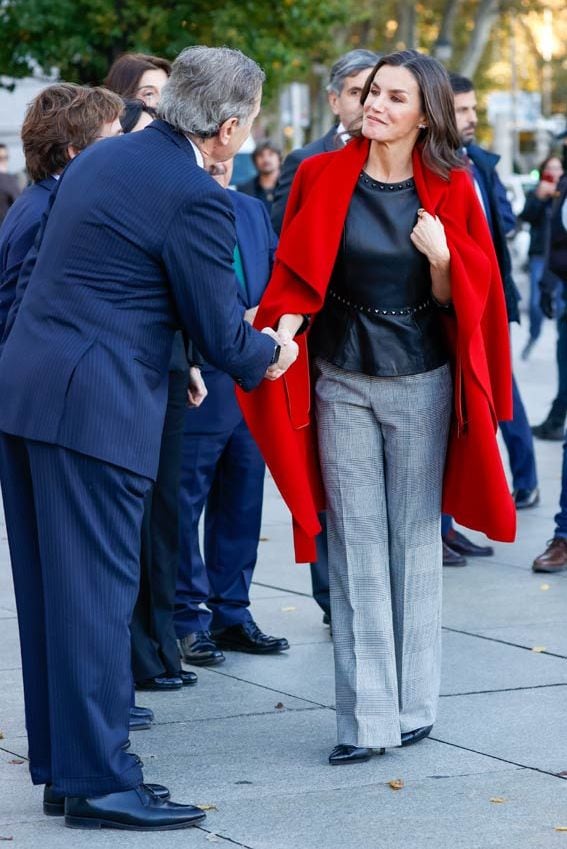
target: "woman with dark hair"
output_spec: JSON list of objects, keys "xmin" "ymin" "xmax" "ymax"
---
[
  {"xmin": 239, "ymin": 50, "xmax": 515, "ymax": 764},
  {"xmin": 105, "ymin": 53, "xmax": 171, "ymax": 108},
  {"xmin": 520, "ymin": 153, "xmax": 563, "ymax": 360}
]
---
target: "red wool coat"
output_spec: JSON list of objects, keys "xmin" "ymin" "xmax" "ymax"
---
[{"xmin": 237, "ymin": 137, "xmax": 516, "ymax": 562}]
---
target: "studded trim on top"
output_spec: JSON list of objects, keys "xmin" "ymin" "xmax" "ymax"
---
[
  {"xmin": 328, "ymin": 288, "xmax": 432, "ymax": 317},
  {"xmin": 359, "ymin": 171, "xmax": 415, "ymax": 192}
]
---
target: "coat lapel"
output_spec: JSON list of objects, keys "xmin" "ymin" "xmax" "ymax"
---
[{"xmin": 275, "ymin": 137, "xmax": 369, "ymax": 296}]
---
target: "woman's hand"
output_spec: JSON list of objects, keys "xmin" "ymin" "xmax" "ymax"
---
[
  {"xmin": 411, "ymin": 209, "xmax": 452, "ymax": 305},
  {"xmin": 410, "ymin": 210, "xmax": 450, "ymax": 268}
]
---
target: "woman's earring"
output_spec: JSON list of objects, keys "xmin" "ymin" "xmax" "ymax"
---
[{"xmin": 418, "ymin": 123, "xmax": 427, "ymax": 129}]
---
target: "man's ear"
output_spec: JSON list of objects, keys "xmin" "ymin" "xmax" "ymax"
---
[
  {"xmin": 327, "ymin": 91, "xmax": 340, "ymax": 117},
  {"xmin": 67, "ymin": 144, "xmax": 80, "ymax": 160},
  {"xmin": 217, "ymin": 116, "xmax": 239, "ymax": 147}
]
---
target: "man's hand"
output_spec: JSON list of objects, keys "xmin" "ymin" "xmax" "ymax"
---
[
  {"xmin": 261, "ymin": 327, "xmax": 299, "ymax": 381},
  {"xmin": 187, "ymin": 366, "xmax": 208, "ymax": 408}
]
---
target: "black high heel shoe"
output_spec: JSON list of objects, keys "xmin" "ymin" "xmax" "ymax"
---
[{"xmin": 328, "ymin": 744, "xmax": 385, "ymax": 765}]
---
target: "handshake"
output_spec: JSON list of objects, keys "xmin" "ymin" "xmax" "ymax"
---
[{"xmin": 261, "ymin": 326, "xmax": 299, "ymax": 381}]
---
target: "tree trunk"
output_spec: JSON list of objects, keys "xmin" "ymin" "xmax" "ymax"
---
[
  {"xmin": 397, "ymin": 0, "xmax": 417, "ymax": 50},
  {"xmin": 458, "ymin": 0, "xmax": 501, "ymax": 79},
  {"xmin": 434, "ymin": 0, "xmax": 464, "ymax": 60}
]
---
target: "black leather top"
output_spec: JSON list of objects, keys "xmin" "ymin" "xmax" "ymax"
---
[{"xmin": 310, "ymin": 172, "xmax": 448, "ymax": 377}]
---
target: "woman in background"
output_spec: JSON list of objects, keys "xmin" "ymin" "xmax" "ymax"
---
[{"xmin": 105, "ymin": 53, "xmax": 171, "ymax": 108}]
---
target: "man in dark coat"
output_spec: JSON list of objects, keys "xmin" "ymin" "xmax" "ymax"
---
[
  {"xmin": 177, "ymin": 159, "xmax": 288, "ymax": 665},
  {"xmin": 441, "ymin": 74, "xmax": 539, "ymax": 567},
  {"xmin": 0, "ymin": 46, "xmax": 296, "ymax": 831},
  {"xmin": 269, "ymin": 48, "xmax": 379, "ymax": 627},
  {"xmin": 270, "ymin": 48, "xmax": 380, "ymax": 235},
  {"xmin": 533, "ymin": 174, "xmax": 567, "ymax": 572}
]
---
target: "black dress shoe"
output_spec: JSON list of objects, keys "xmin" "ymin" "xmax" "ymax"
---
[
  {"xmin": 213, "ymin": 621, "xmax": 289, "ymax": 654},
  {"xmin": 442, "ymin": 541, "xmax": 467, "ymax": 567},
  {"xmin": 179, "ymin": 631, "xmax": 225, "ymax": 667},
  {"xmin": 400, "ymin": 725, "xmax": 433, "ymax": 747},
  {"xmin": 129, "ymin": 714, "xmax": 152, "ymax": 732},
  {"xmin": 65, "ymin": 785, "xmax": 206, "ymax": 830},
  {"xmin": 44, "ymin": 783, "xmax": 170, "ymax": 816},
  {"xmin": 443, "ymin": 529, "xmax": 493, "ymax": 557},
  {"xmin": 532, "ymin": 422, "xmax": 565, "ymax": 441},
  {"xmin": 178, "ymin": 669, "xmax": 198, "ymax": 686},
  {"xmin": 136, "ymin": 675, "xmax": 183, "ymax": 691},
  {"xmin": 328, "ymin": 744, "xmax": 384, "ymax": 765},
  {"xmin": 513, "ymin": 488, "xmax": 540, "ymax": 510},
  {"xmin": 130, "ymin": 705, "xmax": 154, "ymax": 722}
]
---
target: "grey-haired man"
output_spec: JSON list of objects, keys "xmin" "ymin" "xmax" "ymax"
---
[
  {"xmin": 270, "ymin": 48, "xmax": 379, "ymax": 629},
  {"xmin": 0, "ymin": 46, "xmax": 296, "ymax": 831},
  {"xmin": 270, "ymin": 48, "xmax": 380, "ymax": 234}
]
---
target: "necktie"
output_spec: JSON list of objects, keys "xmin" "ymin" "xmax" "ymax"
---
[{"xmin": 233, "ymin": 243, "xmax": 248, "ymax": 301}]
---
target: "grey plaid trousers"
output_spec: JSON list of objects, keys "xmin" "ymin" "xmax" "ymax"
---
[{"xmin": 315, "ymin": 359, "xmax": 452, "ymax": 748}]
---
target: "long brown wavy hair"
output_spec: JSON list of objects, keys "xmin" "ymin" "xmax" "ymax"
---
[{"xmin": 354, "ymin": 49, "xmax": 464, "ymax": 181}]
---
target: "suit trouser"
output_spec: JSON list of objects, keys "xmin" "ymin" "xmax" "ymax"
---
[
  {"xmin": 499, "ymin": 374, "xmax": 537, "ymax": 491},
  {"xmin": 131, "ymin": 368, "xmax": 188, "ymax": 681},
  {"xmin": 0, "ymin": 434, "xmax": 150, "ymax": 795},
  {"xmin": 443, "ymin": 372, "xmax": 537, "ymax": 536},
  {"xmin": 175, "ymin": 417, "xmax": 265, "ymax": 636},
  {"xmin": 315, "ymin": 360, "xmax": 452, "ymax": 747},
  {"xmin": 309, "ymin": 512, "xmax": 331, "ymax": 618}
]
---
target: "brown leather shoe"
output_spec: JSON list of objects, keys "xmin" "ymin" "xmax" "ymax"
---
[{"xmin": 532, "ymin": 538, "xmax": 567, "ymax": 573}]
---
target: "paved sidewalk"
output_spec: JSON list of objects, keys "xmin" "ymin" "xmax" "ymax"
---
[{"xmin": 1, "ymin": 321, "xmax": 566, "ymax": 849}]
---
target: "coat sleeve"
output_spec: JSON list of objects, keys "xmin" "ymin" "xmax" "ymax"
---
[{"xmin": 161, "ymin": 185, "xmax": 275, "ymax": 391}]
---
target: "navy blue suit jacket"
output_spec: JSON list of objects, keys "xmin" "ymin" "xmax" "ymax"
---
[
  {"xmin": 0, "ymin": 177, "xmax": 56, "ymax": 338},
  {"xmin": 467, "ymin": 143, "xmax": 520, "ymax": 323},
  {"xmin": 271, "ymin": 126, "xmax": 338, "ymax": 234},
  {"xmin": 0, "ymin": 121, "xmax": 275, "ymax": 480},
  {"xmin": 185, "ymin": 190, "xmax": 277, "ymax": 435}
]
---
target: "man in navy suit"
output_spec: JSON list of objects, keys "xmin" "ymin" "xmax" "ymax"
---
[
  {"xmin": 0, "ymin": 46, "xmax": 297, "ymax": 831},
  {"xmin": 270, "ymin": 49, "xmax": 379, "ymax": 235},
  {"xmin": 176, "ymin": 159, "xmax": 288, "ymax": 666},
  {"xmin": 0, "ymin": 84, "xmax": 123, "ymax": 339},
  {"xmin": 269, "ymin": 49, "xmax": 379, "ymax": 630},
  {"xmin": 440, "ymin": 74, "xmax": 539, "ymax": 567}
]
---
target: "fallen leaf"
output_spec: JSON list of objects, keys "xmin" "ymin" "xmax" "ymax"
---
[
  {"xmin": 275, "ymin": 702, "xmax": 285, "ymax": 710},
  {"xmin": 556, "ymin": 771, "xmax": 567, "ymax": 777},
  {"xmin": 281, "ymin": 606, "xmax": 296, "ymax": 612},
  {"xmin": 0, "ymin": 731, "xmax": 4, "ymax": 739},
  {"xmin": 531, "ymin": 646, "xmax": 546, "ymax": 653},
  {"xmin": 555, "ymin": 827, "xmax": 567, "ymax": 832},
  {"xmin": 490, "ymin": 797, "xmax": 507, "ymax": 804},
  {"xmin": 388, "ymin": 778, "xmax": 404, "ymax": 790},
  {"xmin": 0, "ymin": 837, "xmax": 14, "ymax": 842},
  {"xmin": 259, "ymin": 537, "xmax": 269, "ymax": 542},
  {"xmin": 196, "ymin": 804, "xmax": 218, "ymax": 812},
  {"xmin": 7, "ymin": 759, "xmax": 23, "ymax": 765},
  {"xmin": 540, "ymin": 583, "xmax": 551, "ymax": 591}
]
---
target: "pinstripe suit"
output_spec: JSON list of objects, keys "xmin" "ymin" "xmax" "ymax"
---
[{"xmin": 0, "ymin": 120, "xmax": 275, "ymax": 795}]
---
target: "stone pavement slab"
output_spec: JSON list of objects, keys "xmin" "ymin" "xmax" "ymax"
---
[
  {"xmin": 435, "ymin": 685, "xmax": 567, "ymax": 773},
  {"xmin": 173, "ymin": 770, "xmax": 567, "ymax": 849}
]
